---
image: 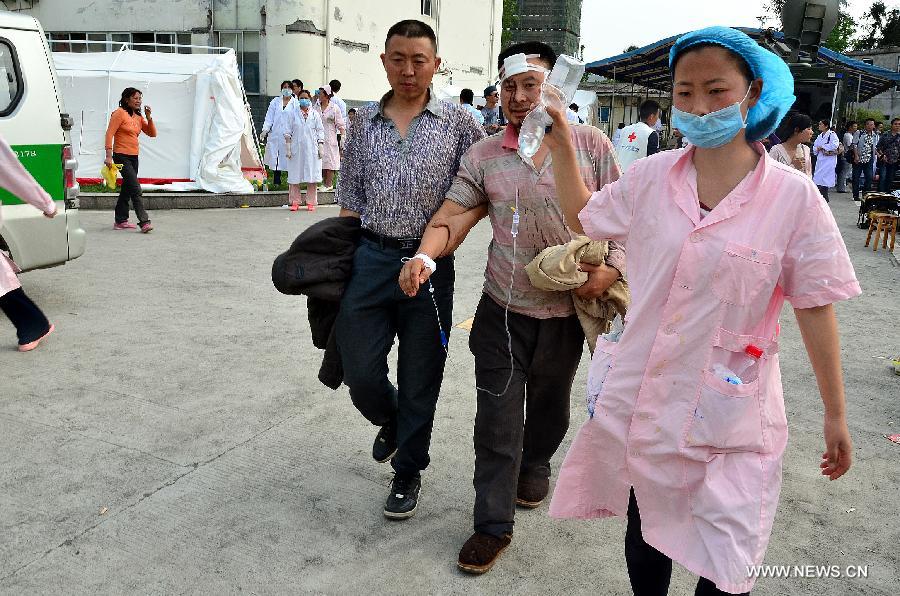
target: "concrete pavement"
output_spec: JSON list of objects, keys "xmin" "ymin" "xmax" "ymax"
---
[{"xmin": 1, "ymin": 196, "xmax": 897, "ymax": 595}]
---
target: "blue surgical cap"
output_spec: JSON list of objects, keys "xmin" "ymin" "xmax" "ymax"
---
[{"xmin": 669, "ymin": 26, "xmax": 795, "ymax": 142}]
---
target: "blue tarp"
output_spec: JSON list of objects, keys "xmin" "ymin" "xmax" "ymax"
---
[{"xmin": 586, "ymin": 28, "xmax": 900, "ymax": 102}]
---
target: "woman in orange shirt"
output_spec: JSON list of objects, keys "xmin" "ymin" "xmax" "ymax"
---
[{"xmin": 104, "ymin": 87, "xmax": 157, "ymax": 233}]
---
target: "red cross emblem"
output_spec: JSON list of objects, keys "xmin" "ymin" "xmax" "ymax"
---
[{"xmin": 628, "ymin": 132, "xmax": 637, "ymax": 142}]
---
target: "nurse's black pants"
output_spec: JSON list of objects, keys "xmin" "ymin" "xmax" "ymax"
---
[
  {"xmin": 626, "ymin": 488, "xmax": 751, "ymax": 596},
  {"xmin": 0, "ymin": 287, "xmax": 50, "ymax": 345}
]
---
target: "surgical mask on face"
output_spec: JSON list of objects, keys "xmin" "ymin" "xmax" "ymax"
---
[
  {"xmin": 671, "ymin": 86, "xmax": 752, "ymax": 149},
  {"xmin": 281, "ymin": 88, "xmax": 292, "ymax": 97},
  {"xmin": 298, "ymin": 98, "xmax": 312, "ymax": 108}
]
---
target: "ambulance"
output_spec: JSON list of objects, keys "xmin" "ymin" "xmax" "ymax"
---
[{"xmin": 0, "ymin": 12, "xmax": 84, "ymax": 271}]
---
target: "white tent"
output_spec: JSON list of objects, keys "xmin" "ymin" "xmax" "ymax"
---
[
  {"xmin": 53, "ymin": 48, "xmax": 263, "ymax": 193},
  {"xmin": 572, "ymin": 90, "xmax": 598, "ymax": 127}
]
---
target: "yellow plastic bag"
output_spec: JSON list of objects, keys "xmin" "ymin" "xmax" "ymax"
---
[{"xmin": 100, "ymin": 163, "xmax": 122, "ymax": 190}]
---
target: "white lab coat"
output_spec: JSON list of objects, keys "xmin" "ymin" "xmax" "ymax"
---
[
  {"xmin": 262, "ymin": 96, "xmax": 298, "ymax": 171},
  {"xmin": 285, "ymin": 108, "xmax": 324, "ymax": 184},
  {"xmin": 812, "ymin": 130, "xmax": 839, "ymax": 188}
]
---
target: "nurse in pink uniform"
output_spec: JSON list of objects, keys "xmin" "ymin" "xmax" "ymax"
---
[
  {"xmin": 542, "ymin": 27, "xmax": 859, "ymax": 595},
  {"xmin": 0, "ymin": 135, "xmax": 58, "ymax": 351}
]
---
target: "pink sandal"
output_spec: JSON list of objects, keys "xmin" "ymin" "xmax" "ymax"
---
[{"xmin": 18, "ymin": 324, "xmax": 54, "ymax": 352}]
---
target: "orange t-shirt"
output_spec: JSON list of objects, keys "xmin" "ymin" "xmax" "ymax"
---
[{"xmin": 104, "ymin": 108, "xmax": 157, "ymax": 155}]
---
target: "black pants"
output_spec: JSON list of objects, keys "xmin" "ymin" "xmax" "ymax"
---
[
  {"xmin": 335, "ymin": 237, "xmax": 454, "ymax": 478},
  {"xmin": 626, "ymin": 489, "xmax": 750, "ymax": 596},
  {"xmin": 469, "ymin": 293, "xmax": 584, "ymax": 537},
  {"xmin": 0, "ymin": 287, "xmax": 50, "ymax": 345},
  {"xmin": 852, "ymin": 161, "xmax": 873, "ymax": 199},
  {"xmin": 273, "ymin": 170, "xmax": 282, "ymax": 186},
  {"xmin": 113, "ymin": 153, "xmax": 149, "ymax": 225},
  {"xmin": 816, "ymin": 184, "xmax": 830, "ymax": 202}
]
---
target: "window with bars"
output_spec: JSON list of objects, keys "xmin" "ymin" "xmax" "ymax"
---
[
  {"xmin": 600, "ymin": 106, "xmax": 610, "ymax": 123},
  {"xmin": 215, "ymin": 31, "xmax": 260, "ymax": 94},
  {"xmin": 46, "ymin": 32, "xmax": 192, "ymax": 53}
]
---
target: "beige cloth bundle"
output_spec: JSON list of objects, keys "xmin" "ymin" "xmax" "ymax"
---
[{"xmin": 525, "ymin": 236, "xmax": 630, "ymax": 352}]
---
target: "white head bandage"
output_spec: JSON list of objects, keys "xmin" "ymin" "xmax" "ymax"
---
[{"xmin": 498, "ymin": 53, "xmax": 548, "ymax": 82}]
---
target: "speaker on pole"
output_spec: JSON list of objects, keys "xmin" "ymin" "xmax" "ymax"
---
[{"xmin": 781, "ymin": 0, "xmax": 840, "ymax": 62}]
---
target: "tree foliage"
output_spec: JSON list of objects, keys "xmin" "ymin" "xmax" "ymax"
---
[
  {"xmin": 825, "ymin": 11, "xmax": 857, "ymax": 52},
  {"xmin": 501, "ymin": 0, "xmax": 519, "ymax": 49},
  {"xmin": 848, "ymin": 106, "xmax": 889, "ymax": 123},
  {"xmin": 853, "ymin": 1, "xmax": 900, "ymax": 49}
]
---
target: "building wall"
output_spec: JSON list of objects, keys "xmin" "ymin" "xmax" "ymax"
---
[
  {"xmin": 506, "ymin": 0, "xmax": 582, "ymax": 57},
  {"xmin": 6, "ymin": 0, "xmax": 503, "ymax": 124},
  {"xmin": 263, "ymin": 0, "xmax": 502, "ymax": 103},
  {"xmin": 846, "ymin": 47, "xmax": 900, "ymax": 121}
]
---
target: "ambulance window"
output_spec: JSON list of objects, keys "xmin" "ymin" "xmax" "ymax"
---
[{"xmin": 0, "ymin": 40, "xmax": 22, "ymax": 116}]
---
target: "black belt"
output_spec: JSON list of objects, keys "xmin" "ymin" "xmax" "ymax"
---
[{"xmin": 361, "ymin": 229, "xmax": 421, "ymax": 251}]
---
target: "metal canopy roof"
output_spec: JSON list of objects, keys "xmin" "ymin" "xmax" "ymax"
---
[
  {"xmin": 586, "ymin": 28, "xmax": 900, "ymax": 102},
  {"xmin": 816, "ymin": 47, "xmax": 900, "ymax": 100}
]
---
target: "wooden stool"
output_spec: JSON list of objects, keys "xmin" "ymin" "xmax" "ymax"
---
[
  {"xmin": 865, "ymin": 212, "xmax": 886, "ymax": 248},
  {"xmin": 867, "ymin": 213, "xmax": 898, "ymax": 252}
]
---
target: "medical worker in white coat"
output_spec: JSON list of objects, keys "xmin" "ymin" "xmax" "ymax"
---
[
  {"xmin": 812, "ymin": 118, "xmax": 839, "ymax": 202},
  {"xmin": 261, "ymin": 80, "xmax": 297, "ymax": 187},
  {"xmin": 285, "ymin": 89, "xmax": 325, "ymax": 212}
]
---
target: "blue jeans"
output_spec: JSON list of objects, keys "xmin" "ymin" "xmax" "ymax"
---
[
  {"xmin": 852, "ymin": 161, "xmax": 874, "ymax": 199},
  {"xmin": 335, "ymin": 236, "xmax": 454, "ymax": 477},
  {"xmin": 878, "ymin": 162, "xmax": 899, "ymax": 192}
]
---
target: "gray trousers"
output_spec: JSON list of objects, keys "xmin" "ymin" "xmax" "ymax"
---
[
  {"xmin": 837, "ymin": 156, "xmax": 851, "ymax": 192},
  {"xmin": 469, "ymin": 293, "xmax": 584, "ymax": 537}
]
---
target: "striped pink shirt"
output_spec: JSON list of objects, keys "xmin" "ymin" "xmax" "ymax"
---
[{"xmin": 446, "ymin": 124, "xmax": 624, "ymax": 319}]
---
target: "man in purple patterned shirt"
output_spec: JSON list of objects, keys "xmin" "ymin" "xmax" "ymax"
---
[{"xmin": 334, "ymin": 19, "xmax": 484, "ymax": 521}]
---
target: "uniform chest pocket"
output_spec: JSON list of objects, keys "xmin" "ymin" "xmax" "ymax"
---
[{"xmin": 711, "ymin": 242, "xmax": 776, "ymax": 306}]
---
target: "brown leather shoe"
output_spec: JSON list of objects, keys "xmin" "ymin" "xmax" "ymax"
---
[
  {"xmin": 516, "ymin": 476, "xmax": 549, "ymax": 508},
  {"xmin": 457, "ymin": 532, "xmax": 512, "ymax": 574}
]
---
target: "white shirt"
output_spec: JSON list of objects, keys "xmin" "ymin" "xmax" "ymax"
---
[
  {"xmin": 331, "ymin": 94, "xmax": 348, "ymax": 122},
  {"xmin": 462, "ymin": 103, "xmax": 485, "ymax": 125},
  {"xmin": 611, "ymin": 129, "xmax": 623, "ymax": 146},
  {"xmin": 615, "ymin": 121, "xmax": 655, "ymax": 172}
]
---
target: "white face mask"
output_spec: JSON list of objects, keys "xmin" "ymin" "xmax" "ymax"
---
[{"xmin": 671, "ymin": 86, "xmax": 752, "ymax": 149}]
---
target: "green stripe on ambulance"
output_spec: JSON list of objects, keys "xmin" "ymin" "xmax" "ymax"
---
[{"xmin": 0, "ymin": 143, "xmax": 65, "ymax": 205}]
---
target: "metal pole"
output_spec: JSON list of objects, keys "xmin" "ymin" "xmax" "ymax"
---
[
  {"xmin": 629, "ymin": 80, "xmax": 635, "ymax": 124},
  {"xmin": 610, "ymin": 65, "xmax": 616, "ymax": 137},
  {"xmin": 830, "ymin": 81, "xmax": 838, "ymax": 126}
]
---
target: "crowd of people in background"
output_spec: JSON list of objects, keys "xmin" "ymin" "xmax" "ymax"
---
[
  {"xmin": 757, "ymin": 112, "xmax": 900, "ymax": 200},
  {"xmin": 259, "ymin": 78, "xmax": 349, "ymax": 211},
  {"xmin": 604, "ymin": 102, "xmax": 900, "ymax": 201}
]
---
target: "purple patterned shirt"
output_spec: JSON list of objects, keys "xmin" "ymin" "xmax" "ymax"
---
[{"xmin": 336, "ymin": 89, "xmax": 485, "ymax": 238}]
